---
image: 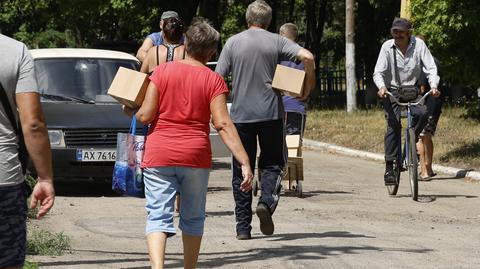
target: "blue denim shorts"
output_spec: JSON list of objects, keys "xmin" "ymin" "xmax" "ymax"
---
[
  {"xmin": 143, "ymin": 166, "xmax": 210, "ymax": 237},
  {"xmin": 0, "ymin": 183, "xmax": 28, "ymax": 268}
]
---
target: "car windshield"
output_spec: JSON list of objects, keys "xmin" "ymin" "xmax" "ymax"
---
[{"xmin": 35, "ymin": 58, "xmax": 138, "ymax": 103}]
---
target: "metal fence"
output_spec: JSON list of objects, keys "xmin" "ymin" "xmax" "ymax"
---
[{"xmin": 309, "ymin": 65, "xmax": 370, "ymax": 108}]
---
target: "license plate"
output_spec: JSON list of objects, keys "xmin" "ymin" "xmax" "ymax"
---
[{"xmin": 76, "ymin": 149, "xmax": 116, "ymax": 162}]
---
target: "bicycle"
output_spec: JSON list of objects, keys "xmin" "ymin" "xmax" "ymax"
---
[{"xmin": 385, "ymin": 90, "xmax": 431, "ymax": 201}]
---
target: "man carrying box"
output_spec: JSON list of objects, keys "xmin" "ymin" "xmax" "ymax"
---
[
  {"xmin": 279, "ymin": 22, "xmax": 313, "ymax": 137},
  {"xmin": 215, "ymin": 0, "xmax": 315, "ymax": 240}
]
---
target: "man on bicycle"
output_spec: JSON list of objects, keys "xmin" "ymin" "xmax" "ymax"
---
[{"xmin": 373, "ymin": 17, "xmax": 440, "ymax": 185}]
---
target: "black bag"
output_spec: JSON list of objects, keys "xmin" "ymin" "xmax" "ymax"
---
[
  {"xmin": 397, "ymin": 85, "xmax": 419, "ymax": 102},
  {"xmin": 0, "ymin": 82, "xmax": 32, "ymax": 196},
  {"xmin": 392, "ymin": 46, "xmax": 419, "ymax": 102}
]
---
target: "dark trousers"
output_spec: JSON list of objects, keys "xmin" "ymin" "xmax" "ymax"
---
[
  {"xmin": 232, "ymin": 119, "xmax": 285, "ymax": 234},
  {"xmin": 382, "ymin": 97, "xmax": 428, "ymax": 162}
]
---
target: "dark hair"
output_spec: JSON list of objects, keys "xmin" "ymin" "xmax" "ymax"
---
[
  {"xmin": 185, "ymin": 18, "xmax": 219, "ymax": 61},
  {"xmin": 163, "ymin": 17, "xmax": 184, "ymax": 43}
]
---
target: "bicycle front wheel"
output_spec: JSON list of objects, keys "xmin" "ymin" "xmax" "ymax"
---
[{"xmin": 407, "ymin": 128, "xmax": 418, "ymax": 201}]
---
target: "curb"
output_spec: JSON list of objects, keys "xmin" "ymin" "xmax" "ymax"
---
[{"xmin": 303, "ymin": 139, "xmax": 480, "ymax": 181}]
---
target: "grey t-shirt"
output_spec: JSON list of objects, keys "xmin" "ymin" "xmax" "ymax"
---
[
  {"xmin": 215, "ymin": 28, "xmax": 301, "ymax": 123},
  {"xmin": 0, "ymin": 34, "xmax": 38, "ymax": 186}
]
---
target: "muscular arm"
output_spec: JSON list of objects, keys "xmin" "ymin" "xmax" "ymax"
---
[
  {"xmin": 16, "ymin": 92, "xmax": 54, "ymax": 218},
  {"xmin": 296, "ymin": 48, "xmax": 316, "ymax": 101}
]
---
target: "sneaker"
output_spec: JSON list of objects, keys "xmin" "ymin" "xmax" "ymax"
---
[
  {"xmin": 256, "ymin": 203, "xmax": 274, "ymax": 235},
  {"xmin": 236, "ymin": 233, "xmax": 252, "ymax": 240},
  {"xmin": 384, "ymin": 168, "xmax": 396, "ymax": 185}
]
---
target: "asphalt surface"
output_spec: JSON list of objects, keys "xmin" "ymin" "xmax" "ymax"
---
[{"xmin": 28, "ymin": 149, "xmax": 480, "ymax": 268}]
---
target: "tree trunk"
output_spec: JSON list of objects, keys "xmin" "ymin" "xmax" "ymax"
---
[
  {"xmin": 346, "ymin": 0, "xmax": 357, "ymax": 112},
  {"xmin": 305, "ymin": 0, "xmax": 328, "ymax": 78},
  {"xmin": 288, "ymin": 0, "xmax": 295, "ymax": 22}
]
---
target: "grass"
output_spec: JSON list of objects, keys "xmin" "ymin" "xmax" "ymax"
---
[
  {"xmin": 26, "ymin": 226, "xmax": 71, "ymax": 256},
  {"xmin": 24, "ymin": 261, "xmax": 39, "ymax": 269},
  {"xmin": 24, "ymin": 177, "xmax": 71, "ymax": 267},
  {"xmin": 305, "ymin": 106, "xmax": 480, "ymax": 170}
]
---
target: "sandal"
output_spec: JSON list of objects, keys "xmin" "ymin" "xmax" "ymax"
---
[{"xmin": 419, "ymin": 175, "xmax": 432, "ymax": 181}]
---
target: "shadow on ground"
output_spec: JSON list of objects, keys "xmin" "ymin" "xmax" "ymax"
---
[{"xmin": 37, "ymin": 230, "xmax": 433, "ymax": 269}]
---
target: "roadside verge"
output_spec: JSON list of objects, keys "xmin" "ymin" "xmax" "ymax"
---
[{"xmin": 303, "ymin": 139, "xmax": 480, "ymax": 181}]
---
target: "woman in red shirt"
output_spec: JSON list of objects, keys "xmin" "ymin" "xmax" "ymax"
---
[{"xmin": 127, "ymin": 20, "xmax": 253, "ymax": 269}]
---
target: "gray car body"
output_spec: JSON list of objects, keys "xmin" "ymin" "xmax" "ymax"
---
[{"xmin": 29, "ymin": 49, "xmax": 228, "ymax": 181}]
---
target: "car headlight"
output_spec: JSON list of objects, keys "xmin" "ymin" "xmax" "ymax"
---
[{"xmin": 48, "ymin": 130, "xmax": 65, "ymax": 147}]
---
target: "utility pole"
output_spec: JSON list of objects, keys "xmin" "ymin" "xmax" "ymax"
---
[
  {"xmin": 400, "ymin": 0, "xmax": 411, "ymax": 19},
  {"xmin": 345, "ymin": 0, "xmax": 357, "ymax": 113}
]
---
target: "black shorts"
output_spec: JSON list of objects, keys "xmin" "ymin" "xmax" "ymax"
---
[
  {"xmin": 285, "ymin": 112, "xmax": 306, "ymax": 136},
  {"xmin": 0, "ymin": 183, "xmax": 28, "ymax": 268}
]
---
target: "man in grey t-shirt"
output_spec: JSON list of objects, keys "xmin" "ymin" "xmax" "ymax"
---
[
  {"xmin": 0, "ymin": 34, "xmax": 54, "ymax": 268},
  {"xmin": 215, "ymin": 0, "xmax": 315, "ymax": 239}
]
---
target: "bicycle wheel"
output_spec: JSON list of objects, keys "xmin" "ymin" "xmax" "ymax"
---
[
  {"xmin": 386, "ymin": 159, "xmax": 401, "ymax": 195},
  {"xmin": 407, "ymin": 128, "xmax": 418, "ymax": 201}
]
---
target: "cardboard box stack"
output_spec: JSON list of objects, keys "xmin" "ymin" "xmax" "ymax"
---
[
  {"xmin": 108, "ymin": 67, "xmax": 149, "ymax": 108},
  {"xmin": 284, "ymin": 134, "xmax": 303, "ymax": 182}
]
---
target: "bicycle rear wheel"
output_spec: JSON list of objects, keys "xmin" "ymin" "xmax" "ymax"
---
[
  {"xmin": 386, "ymin": 159, "xmax": 401, "ymax": 195},
  {"xmin": 407, "ymin": 128, "xmax": 418, "ymax": 201}
]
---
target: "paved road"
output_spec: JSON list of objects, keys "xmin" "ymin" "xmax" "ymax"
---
[{"xmin": 29, "ymin": 149, "xmax": 480, "ymax": 268}]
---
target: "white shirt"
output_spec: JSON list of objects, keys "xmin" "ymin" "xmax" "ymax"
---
[{"xmin": 373, "ymin": 37, "xmax": 439, "ymax": 90}]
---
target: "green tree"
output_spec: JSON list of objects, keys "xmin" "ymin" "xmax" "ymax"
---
[{"xmin": 411, "ymin": 0, "xmax": 480, "ymax": 85}]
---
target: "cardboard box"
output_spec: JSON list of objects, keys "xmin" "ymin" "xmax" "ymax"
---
[
  {"xmin": 272, "ymin": 64, "xmax": 305, "ymax": 97},
  {"xmin": 108, "ymin": 67, "xmax": 149, "ymax": 108},
  {"xmin": 286, "ymin": 134, "xmax": 302, "ymax": 157},
  {"xmin": 285, "ymin": 156, "xmax": 304, "ymax": 182}
]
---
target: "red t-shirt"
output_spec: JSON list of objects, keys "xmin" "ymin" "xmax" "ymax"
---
[{"xmin": 141, "ymin": 61, "xmax": 229, "ymax": 168}]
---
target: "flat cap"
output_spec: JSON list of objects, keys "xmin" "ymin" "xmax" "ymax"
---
[
  {"xmin": 391, "ymin": 17, "xmax": 412, "ymax": 31},
  {"xmin": 161, "ymin": 11, "xmax": 179, "ymax": 20}
]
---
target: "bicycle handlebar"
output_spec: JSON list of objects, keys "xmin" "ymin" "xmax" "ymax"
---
[{"xmin": 386, "ymin": 90, "xmax": 432, "ymax": 106}]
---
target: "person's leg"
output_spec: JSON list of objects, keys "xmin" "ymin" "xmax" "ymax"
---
[
  {"xmin": 0, "ymin": 183, "xmax": 28, "ymax": 269},
  {"xmin": 146, "ymin": 232, "xmax": 168, "ymax": 269},
  {"xmin": 177, "ymin": 167, "xmax": 209, "ymax": 268},
  {"xmin": 423, "ymin": 134, "xmax": 434, "ymax": 176},
  {"xmin": 417, "ymin": 136, "xmax": 429, "ymax": 178},
  {"xmin": 143, "ymin": 167, "xmax": 178, "ymax": 269},
  {"xmin": 257, "ymin": 119, "xmax": 285, "ymax": 213},
  {"xmin": 232, "ymin": 123, "xmax": 257, "ymax": 237},
  {"xmin": 425, "ymin": 95, "xmax": 441, "ymax": 177},
  {"xmin": 382, "ymin": 98, "xmax": 401, "ymax": 184},
  {"xmin": 411, "ymin": 103, "xmax": 428, "ymax": 139},
  {"xmin": 255, "ymin": 119, "xmax": 285, "ymax": 236},
  {"xmin": 285, "ymin": 112, "xmax": 303, "ymax": 135},
  {"xmin": 182, "ymin": 233, "xmax": 202, "ymax": 269},
  {"xmin": 175, "ymin": 194, "xmax": 181, "ymax": 213}
]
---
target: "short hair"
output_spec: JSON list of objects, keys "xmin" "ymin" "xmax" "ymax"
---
[
  {"xmin": 279, "ymin": 23, "xmax": 298, "ymax": 41},
  {"xmin": 245, "ymin": 0, "xmax": 272, "ymax": 29},
  {"xmin": 185, "ymin": 19, "xmax": 220, "ymax": 61},
  {"xmin": 163, "ymin": 17, "xmax": 184, "ymax": 43}
]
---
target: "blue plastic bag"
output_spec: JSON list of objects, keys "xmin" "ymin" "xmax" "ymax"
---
[{"xmin": 112, "ymin": 115, "xmax": 146, "ymax": 198}]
